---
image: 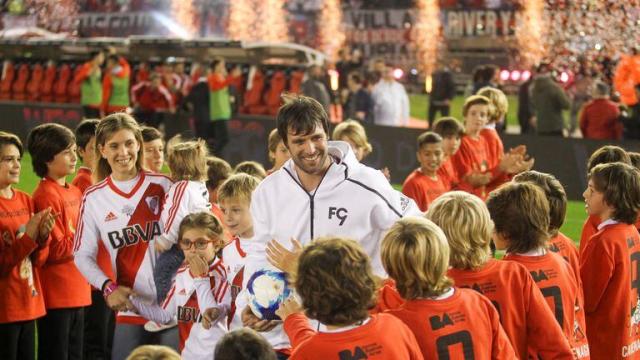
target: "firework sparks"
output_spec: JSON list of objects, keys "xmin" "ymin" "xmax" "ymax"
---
[
  {"xmin": 256, "ymin": 0, "xmax": 289, "ymax": 43},
  {"xmin": 412, "ymin": 0, "xmax": 441, "ymax": 78},
  {"xmin": 318, "ymin": 0, "xmax": 345, "ymax": 62},
  {"xmin": 515, "ymin": 0, "xmax": 547, "ymax": 69},
  {"xmin": 171, "ymin": 0, "xmax": 198, "ymax": 39},
  {"xmin": 228, "ymin": 0, "xmax": 257, "ymax": 41}
]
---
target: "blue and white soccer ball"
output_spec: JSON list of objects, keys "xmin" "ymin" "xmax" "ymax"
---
[{"xmin": 247, "ymin": 269, "xmax": 292, "ymax": 321}]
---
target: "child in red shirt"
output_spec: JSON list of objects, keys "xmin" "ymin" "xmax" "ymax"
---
[
  {"xmin": 381, "ymin": 216, "xmax": 515, "ymax": 359},
  {"xmin": 578, "ymin": 146, "xmax": 632, "ymax": 255},
  {"xmin": 427, "ymin": 191, "xmax": 573, "ymax": 359},
  {"xmin": 276, "ymin": 237, "xmax": 424, "ymax": 360},
  {"xmin": 580, "ymin": 162, "xmax": 640, "ymax": 359},
  {"xmin": 0, "ymin": 131, "xmax": 55, "ymax": 360},
  {"xmin": 72, "ymin": 119, "xmax": 99, "ymax": 194},
  {"xmin": 402, "ymin": 132, "xmax": 448, "ymax": 211},
  {"xmin": 28, "ymin": 124, "xmax": 92, "ymax": 360},
  {"xmin": 432, "ymin": 117, "xmax": 463, "ymax": 190},
  {"xmin": 487, "ymin": 182, "xmax": 590, "ymax": 358}
]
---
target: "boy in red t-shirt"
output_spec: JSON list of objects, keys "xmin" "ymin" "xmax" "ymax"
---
[
  {"xmin": 579, "ymin": 146, "xmax": 632, "ymax": 255},
  {"xmin": 427, "ymin": 191, "xmax": 573, "ymax": 359},
  {"xmin": 28, "ymin": 124, "xmax": 92, "ymax": 360},
  {"xmin": 402, "ymin": 132, "xmax": 448, "ymax": 211},
  {"xmin": 432, "ymin": 117, "xmax": 463, "ymax": 190},
  {"xmin": 72, "ymin": 119, "xmax": 99, "ymax": 194},
  {"xmin": 581, "ymin": 162, "xmax": 640, "ymax": 359},
  {"xmin": 487, "ymin": 182, "xmax": 590, "ymax": 358},
  {"xmin": 381, "ymin": 216, "xmax": 515, "ymax": 359},
  {"xmin": 513, "ymin": 171, "xmax": 580, "ymax": 278},
  {"xmin": 0, "ymin": 131, "xmax": 55, "ymax": 360},
  {"xmin": 276, "ymin": 237, "xmax": 424, "ymax": 360}
]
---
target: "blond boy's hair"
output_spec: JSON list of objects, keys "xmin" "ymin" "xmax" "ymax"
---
[
  {"xmin": 166, "ymin": 137, "xmax": 208, "ymax": 182},
  {"xmin": 477, "ymin": 87, "xmax": 508, "ymax": 123},
  {"xmin": 426, "ymin": 191, "xmax": 493, "ymax": 270},
  {"xmin": 381, "ymin": 217, "xmax": 452, "ymax": 299},
  {"xmin": 234, "ymin": 161, "xmax": 267, "ymax": 180},
  {"xmin": 332, "ymin": 120, "xmax": 373, "ymax": 158},
  {"xmin": 218, "ymin": 173, "xmax": 260, "ymax": 204},
  {"xmin": 126, "ymin": 345, "xmax": 180, "ymax": 360}
]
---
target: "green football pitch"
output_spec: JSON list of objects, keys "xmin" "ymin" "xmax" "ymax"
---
[{"xmin": 14, "ymin": 152, "xmax": 587, "ymax": 246}]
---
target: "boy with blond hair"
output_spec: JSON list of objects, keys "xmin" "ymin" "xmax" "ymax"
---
[
  {"xmin": 427, "ymin": 191, "xmax": 573, "ymax": 359},
  {"xmin": 381, "ymin": 217, "xmax": 515, "ymax": 359},
  {"xmin": 402, "ymin": 132, "xmax": 448, "ymax": 211},
  {"xmin": 487, "ymin": 182, "xmax": 589, "ymax": 358},
  {"xmin": 218, "ymin": 174, "xmax": 260, "ymax": 331},
  {"xmin": 580, "ymin": 162, "xmax": 640, "ymax": 359}
]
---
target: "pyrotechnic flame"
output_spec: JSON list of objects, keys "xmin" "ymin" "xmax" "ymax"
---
[
  {"xmin": 413, "ymin": 0, "xmax": 441, "ymax": 80},
  {"xmin": 171, "ymin": 0, "xmax": 197, "ymax": 39},
  {"xmin": 515, "ymin": 0, "xmax": 547, "ymax": 68},
  {"xmin": 228, "ymin": 0, "xmax": 288, "ymax": 42},
  {"xmin": 318, "ymin": 0, "xmax": 345, "ymax": 62}
]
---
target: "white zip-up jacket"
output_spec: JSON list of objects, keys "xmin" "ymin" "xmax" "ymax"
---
[{"xmin": 243, "ymin": 141, "xmax": 421, "ymax": 349}]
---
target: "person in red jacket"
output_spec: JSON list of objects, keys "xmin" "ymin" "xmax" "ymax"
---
[
  {"xmin": 487, "ymin": 182, "xmax": 590, "ymax": 358},
  {"xmin": 101, "ymin": 54, "xmax": 130, "ymax": 115},
  {"xmin": 27, "ymin": 124, "xmax": 92, "ymax": 360},
  {"xmin": 581, "ymin": 162, "xmax": 640, "ymax": 359},
  {"xmin": 381, "ymin": 216, "xmax": 516, "ymax": 359},
  {"xmin": 276, "ymin": 237, "xmax": 424, "ymax": 360},
  {"xmin": 580, "ymin": 81, "xmax": 623, "ymax": 140},
  {"xmin": 131, "ymin": 73, "xmax": 174, "ymax": 128},
  {"xmin": 427, "ymin": 191, "xmax": 574, "ymax": 359},
  {"xmin": 0, "ymin": 131, "xmax": 55, "ymax": 360}
]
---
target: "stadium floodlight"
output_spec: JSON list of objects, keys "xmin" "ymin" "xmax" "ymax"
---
[
  {"xmin": 522, "ymin": 70, "xmax": 532, "ymax": 81},
  {"xmin": 500, "ymin": 69, "xmax": 510, "ymax": 81},
  {"xmin": 393, "ymin": 68, "xmax": 404, "ymax": 80},
  {"xmin": 510, "ymin": 70, "xmax": 521, "ymax": 81}
]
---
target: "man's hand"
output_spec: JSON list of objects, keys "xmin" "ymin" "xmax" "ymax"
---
[
  {"xmin": 106, "ymin": 285, "xmax": 134, "ymax": 312},
  {"xmin": 266, "ymin": 238, "xmax": 302, "ymax": 275},
  {"xmin": 275, "ymin": 296, "xmax": 303, "ymax": 321},
  {"xmin": 241, "ymin": 306, "xmax": 281, "ymax": 332}
]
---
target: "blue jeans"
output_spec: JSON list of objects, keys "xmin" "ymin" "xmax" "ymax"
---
[{"xmin": 153, "ymin": 245, "xmax": 184, "ymax": 303}]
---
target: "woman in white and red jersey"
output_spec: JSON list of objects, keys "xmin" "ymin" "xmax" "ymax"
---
[
  {"xmin": 131, "ymin": 212, "xmax": 229, "ymax": 360},
  {"xmin": 0, "ymin": 131, "xmax": 55, "ymax": 360},
  {"xmin": 73, "ymin": 113, "xmax": 175, "ymax": 359}
]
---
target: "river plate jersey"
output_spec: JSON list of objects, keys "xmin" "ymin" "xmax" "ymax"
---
[{"xmin": 74, "ymin": 171, "xmax": 172, "ymax": 323}]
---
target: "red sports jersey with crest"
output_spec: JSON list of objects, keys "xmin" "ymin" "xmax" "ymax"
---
[
  {"xmin": 581, "ymin": 222, "xmax": 640, "ymax": 359},
  {"xmin": 386, "ymin": 287, "xmax": 515, "ymax": 359},
  {"xmin": 132, "ymin": 259, "xmax": 229, "ymax": 360},
  {"xmin": 402, "ymin": 169, "xmax": 448, "ymax": 212},
  {"xmin": 284, "ymin": 313, "xmax": 424, "ymax": 360},
  {"xmin": 504, "ymin": 251, "xmax": 590, "ymax": 359},
  {"xmin": 32, "ymin": 177, "xmax": 91, "ymax": 309},
  {"xmin": 448, "ymin": 258, "xmax": 573, "ymax": 359},
  {"xmin": 451, "ymin": 135, "xmax": 491, "ymax": 199},
  {"xmin": 221, "ymin": 236, "xmax": 249, "ymax": 330},
  {"xmin": 0, "ymin": 189, "xmax": 47, "ymax": 323},
  {"xmin": 74, "ymin": 171, "xmax": 172, "ymax": 324}
]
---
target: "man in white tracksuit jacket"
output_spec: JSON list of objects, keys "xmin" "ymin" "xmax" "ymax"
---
[{"xmin": 240, "ymin": 94, "xmax": 421, "ymax": 354}]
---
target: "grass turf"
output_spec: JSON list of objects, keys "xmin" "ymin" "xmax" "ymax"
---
[{"xmin": 16, "ymin": 152, "xmax": 587, "ymax": 245}]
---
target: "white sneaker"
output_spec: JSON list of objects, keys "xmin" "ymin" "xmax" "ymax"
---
[{"xmin": 144, "ymin": 320, "xmax": 177, "ymax": 332}]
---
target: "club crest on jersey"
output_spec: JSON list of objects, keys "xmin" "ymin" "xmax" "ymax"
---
[
  {"xmin": 145, "ymin": 196, "xmax": 160, "ymax": 215},
  {"xmin": 107, "ymin": 221, "xmax": 161, "ymax": 249},
  {"xmin": 121, "ymin": 205, "xmax": 134, "ymax": 217}
]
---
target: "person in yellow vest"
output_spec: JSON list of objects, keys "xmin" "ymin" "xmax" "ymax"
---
[
  {"xmin": 101, "ymin": 54, "xmax": 130, "ymax": 116},
  {"xmin": 207, "ymin": 57, "xmax": 241, "ymax": 155},
  {"xmin": 74, "ymin": 50, "xmax": 104, "ymax": 119}
]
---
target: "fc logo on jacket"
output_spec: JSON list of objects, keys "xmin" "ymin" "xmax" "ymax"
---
[{"xmin": 329, "ymin": 207, "xmax": 348, "ymax": 226}]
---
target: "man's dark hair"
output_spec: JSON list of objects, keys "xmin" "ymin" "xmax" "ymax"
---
[
  {"xmin": 214, "ymin": 329, "xmax": 277, "ymax": 360},
  {"xmin": 276, "ymin": 94, "xmax": 329, "ymax": 145},
  {"xmin": 27, "ymin": 124, "xmax": 76, "ymax": 178}
]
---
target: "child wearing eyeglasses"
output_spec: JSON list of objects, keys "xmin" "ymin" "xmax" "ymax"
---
[{"xmin": 130, "ymin": 212, "xmax": 229, "ymax": 360}]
